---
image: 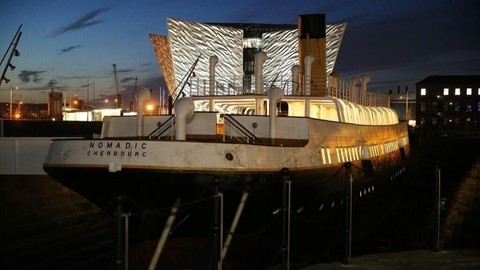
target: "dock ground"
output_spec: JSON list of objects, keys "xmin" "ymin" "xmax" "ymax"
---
[
  {"xmin": 301, "ymin": 249, "xmax": 480, "ymax": 270},
  {"xmin": 302, "ymin": 157, "xmax": 480, "ymax": 270}
]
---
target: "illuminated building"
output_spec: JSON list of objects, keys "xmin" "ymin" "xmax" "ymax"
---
[
  {"xmin": 150, "ymin": 17, "xmax": 346, "ymax": 98},
  {"xmin": 416, "ymin": 75, "xmax": 480, "ymax": 135}
]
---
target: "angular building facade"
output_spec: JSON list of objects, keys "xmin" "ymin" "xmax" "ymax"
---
[{"xmin": 150, "ymin": 16, "xmax": 346, "ymax": 98}]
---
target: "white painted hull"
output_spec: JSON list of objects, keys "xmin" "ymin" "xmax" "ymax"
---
[{"xmin": 43, "ymin": 118, "xmax": 409, "ymax": 212}]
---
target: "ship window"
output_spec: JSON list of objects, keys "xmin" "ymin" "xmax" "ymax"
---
[
  {"xmin": 455, "ymin": 88, "xmax": 461, "ymax": 96},
  {"xmin": 326, "ymin": 148, "xmax": 332, "ymax": 164},
  {"xmin": 467, "ymin": 88, "xmax": 472, "ymax": 95},
  {"xmin": 321, "ymin": 148, "xmax": 326, "ymax": 164},
  {"xmin": 443, "ymin": 88, "xmax": 449, "ymax": 95},
  {"xmin": 420, "ymin": 88, "xmax": 426, "ymax": 96}
]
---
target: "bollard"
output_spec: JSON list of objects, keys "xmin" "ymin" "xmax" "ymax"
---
[
  {"xmin": 281, "ymin": 168, "xmax": 291, "ymax": 270},
  {"xmin": 344, "ymin": 162, "xmax": 353, "ymax": 264}
]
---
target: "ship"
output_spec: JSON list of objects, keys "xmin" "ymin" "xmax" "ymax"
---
[{"xmin": 43, "ymin": 14, "xmax": 410, "ymax": 268}]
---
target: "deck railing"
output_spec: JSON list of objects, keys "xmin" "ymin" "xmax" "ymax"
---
[{"xmin": 179, "ymin": 74, "xmax": 390, "ymax": 107}]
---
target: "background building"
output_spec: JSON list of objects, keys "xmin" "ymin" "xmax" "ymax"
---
[
  {"xmin": 416, "ymin": 75, "xmax": 480, "ymax": 136},
  {"xmin": 149, "ymin": 17, "xmax": 347, "ymax": 98}
]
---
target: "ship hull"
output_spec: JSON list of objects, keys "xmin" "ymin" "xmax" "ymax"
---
[
  {"xmin": 43, "ymin": 117, "xmax": 409, "ymax": 265},
  {"xmin": 44, "ymin": 152, "xmax": 406, "ymax": 234}
]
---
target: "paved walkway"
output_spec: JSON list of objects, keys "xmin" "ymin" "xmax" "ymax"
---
[
  {"xmin": 441, "ymin": 158, "xmax": 480, "ymax": 248},
  {"xmin": 301, "ymin": 249, "xmax": 480, "ymax": 270},
  {"xmin": 302, "ymin": 158, "xmax": 480, "ymax": 270}
]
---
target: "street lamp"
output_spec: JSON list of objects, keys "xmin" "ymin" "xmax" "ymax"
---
[
  {"xmin": 146, "ymin": 103, "xmax": 154, "ymax": 115},
  {"xmin": 9, "ymin": 83, "xmax": 18, "ymax": 120}
]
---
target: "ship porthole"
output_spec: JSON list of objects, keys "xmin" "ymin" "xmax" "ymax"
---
[{"xmin": 225, "ymin": 153, "xmax": 234, "ymax": 161}]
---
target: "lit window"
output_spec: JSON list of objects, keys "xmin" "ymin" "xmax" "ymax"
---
[
  {"xmin": 455, "ymin": 88, "xmax": 460, "ymax": 95},
  {"xmin": 467, "ymin": 88, "xmax": 472, "ymax": 95},
  {"xmin": 420, "ymin": 88, "xmax": 426, "ymax": 96},
  {"xmin": 443, "ymin": 88, "xmax": 449, "ymax": 95},
  {"xmin": 466, "ymin": 104, "xmax": 472, "ymax": 112}
]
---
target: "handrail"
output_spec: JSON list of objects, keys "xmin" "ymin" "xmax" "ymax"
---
[
  {"xmin": 222, "ymin": 114, "xmax": 262, "ymax": 144},
  {"xmin": 147, "ymin": 115, "xmax": 175, "ymax": 139}
]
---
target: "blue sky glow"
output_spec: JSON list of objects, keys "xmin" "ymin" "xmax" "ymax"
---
[{"xmin": 1, "ymin": 0, "xmax": 479, "ymax": 106}]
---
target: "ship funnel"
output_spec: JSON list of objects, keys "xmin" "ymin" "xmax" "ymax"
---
[
  {"xmin": 174, "ymin": 97, "xmax": 195, "ymax": 140},
  {"xmin": 136, "ymin": 87, "xmax": 150, "ymax": 137},
  {"xmin": 298, "ymin": 14, "xmax": 326, "ymax": 96},
  {"xmin": 254, "ymin": 51, "xmax": 267, "ymax": 94},
  {"xmin": 209, "ymin": 55, "xmax": 219, "ymax": 111},
  {"xmin": 209, "ymin": 55, "xmax": 219, "ymax": 95},
  {"xmin": 267, "ymin": 87, "xmax": 284, "ymax": 140},
  {"xmin": 360, "ymin": 74, "xmax": 370, "ymax": 104},
  {"xmin": 304, "ymin": 54, "xmax": 314, "ymax": 95},
  {"xmin": 351, "ymin": 77, "xmax": 359, "ymax": 103},
  {"xmin": 291, "ymin": 65, "xmax": 300, "ymax": 95}
]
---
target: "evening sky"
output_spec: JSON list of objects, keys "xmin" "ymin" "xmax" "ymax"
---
[{"xmin": 0, "ymin": 0, "xmax": 478, "ymax": 106}]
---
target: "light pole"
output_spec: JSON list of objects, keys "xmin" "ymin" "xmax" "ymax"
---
[
  {"xmin": 61, "ymin": 90, "xmax": 67, "ymax": 109},
  {"xmin": 9, "ymin": 83, "xmax": 18, "ymax": 120}
]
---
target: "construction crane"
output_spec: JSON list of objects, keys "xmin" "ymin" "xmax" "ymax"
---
[{"xmin": 112, "ymin": 62, "xmax": 122, "ymax": 109}]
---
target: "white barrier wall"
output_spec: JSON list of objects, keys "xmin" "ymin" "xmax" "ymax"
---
[{"xmin": 0, "ymin": 138, "xmax": 53, "ymax": 175}]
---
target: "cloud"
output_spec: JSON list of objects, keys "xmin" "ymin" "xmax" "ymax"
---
[
  {"xmin": 116, "ymin": 68, "xmax": 133, "ymax": 74},
  {"xmin": 18, "ymin": 70, "xmax": 46, "ymax": 83},
  {"xmin": 59, "ymin": 45, "xmax": 82, "ymax": 54},
  {"xmin": 46, "ymin": 79, "xmax": 59, "ymax": 89},
  {"xmin": 47, "ymin": 7, "xmax": 111, "ymax": 38},
  {"xmin": 121, "ymin": 77, "xmax": 136, "ymax": 83}
]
